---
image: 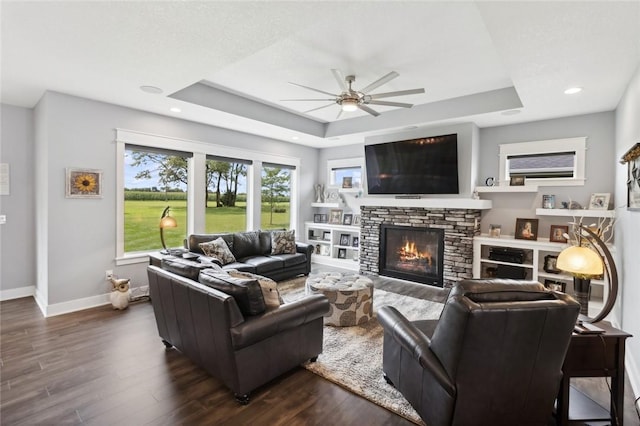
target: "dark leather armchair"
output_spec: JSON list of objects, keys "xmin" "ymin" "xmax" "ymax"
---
[{"xmin": 378, "ymin": 279, "xmax": 580, "ymax": 426}]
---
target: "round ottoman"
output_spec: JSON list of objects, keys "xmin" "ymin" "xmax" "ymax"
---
[{"xmin": 305, "ymin": 272, "xmax": 374, "ymax": 326}]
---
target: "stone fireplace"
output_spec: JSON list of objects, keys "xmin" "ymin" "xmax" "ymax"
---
[
  {"xmin": 380, "ymin": 224, "xmax": 445, "ymax": 287},
  {"xmin": 359, "ymin": 205, "xmax": 481, "ymax": 288}
]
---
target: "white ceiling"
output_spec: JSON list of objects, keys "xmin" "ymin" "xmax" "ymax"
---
[{"xmin": 2, "ymin": 1, "xmax": 639, "ymax": 148}]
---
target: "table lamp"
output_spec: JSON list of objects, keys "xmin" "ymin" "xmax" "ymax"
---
[
  {"xmin": 159, "ymin": 206, "xmax": 177, "ymax": 254},
  {"xmin": 556, "ymin": 224, "xmax": 618, "ymax": 323}
]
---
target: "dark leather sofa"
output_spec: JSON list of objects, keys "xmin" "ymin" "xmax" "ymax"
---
[
  {"xmin": 147, "ymin": 264, "xmax": 329, "ymax": 403},
  {"xmin": 187, "ymin": 230, "xmax": 313, "ymax": 282},
  {"xmin": 378, "ymin": 279, "xmax": 580, "ymax": 426}
]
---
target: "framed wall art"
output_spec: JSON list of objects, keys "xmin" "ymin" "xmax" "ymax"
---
[
  {"xmin": 621, "ymin": 142, "xmax": 640, "ymax": 211},
  {"xmin": 549, "ymin": 225, "xmax": 569, "ymax": 243},
  {"xmin": 588, "ymin": 193, "xmax": 610, "ymax": 210},
  {"xmin": 66, "ymin": 168, "xmax": 103, "ymax": 198},
  {"xmin": 328, "ymin": 209, "xmax": 343, "ymax": 224},
  {"xmin": 515, "ymin": 218, "xmax": 538, "ymax": 241}
]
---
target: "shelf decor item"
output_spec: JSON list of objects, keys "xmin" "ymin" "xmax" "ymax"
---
[
  {"xmin": 489, "ymin": 224, "xmax": 501, "ymax": 238},
  {"xmin": 342, "ymin": 176, "xmax": 353, "ymax": 189},
  {"xmin": 339, "ymin": 234, "xmax": 350, "ymax": 246},
  {"xmin": 514, "ymin": 218, "xmax": 538, "ymax": 241},
  {"xmin": 353, "ymin": 215, "xmax": 361, "ymax": 226},
  {"xmin": 588, "ymin": 193, "xmax": 610, "ymax": 210},
  {"xmin": 328, "ymin": 209, "xmax": 343, "ymax": 224},
  {"xmin": 313, "ymin": 214, "xmax": 322, "ymax": 223},
  {"xmin": 337, "ymin": 248, "xmax": 347, "ymax": 259},
  {"xmin": 343, "ymin": 213, "xmax": 353, "ymax": 225},
  {"xmin": 543, "ymin": 255, "xmax": 560, "ymax": 274},
  {"xmin": 620, "ymin": 142, "xmax": 640, "ymax": 211},
  {"xmin": 66, "ymin": 168, "xmax": 102, "ymax": 198},
  {"xmin": 510, "ymin": 176, "xmax": 525, "ymax": 186},
  {"xmin": 549, "ymin": 225, "xmax": 569, "ymax": 243},
  {"xmin": 557, "ymin": 223, "xmax": 618, "ymax": 323},
  {"xmin": 542, "ymin": 194, "xmax": 555, "ymax": 209},
  {"xmin": 352, "ymin": 236, "xmax": 359, "ymax": 247}
]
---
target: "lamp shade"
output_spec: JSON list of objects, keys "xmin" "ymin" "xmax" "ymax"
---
[
  {"xmin": 556, "ymin": 245, "xmax": 603, "ymax": 277},
  {"xmin": 159, "ymin": 215, "xmax": 177, "ymax": 229}
]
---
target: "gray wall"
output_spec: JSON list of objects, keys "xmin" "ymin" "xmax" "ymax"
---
[
  {"xmin": 614, "ymin": 65, "xmax": 640, "ymax": 395},
  {"xmin": 23, "ymin": 91, "xmax": 318, "ymax": 307},
  {"xmin": 0, "ymin": 105, "xmax": 35, "ymax": 293},
  {"xmin": 478, "ymin": 112, "xmax": 616, "ymax": 238}
]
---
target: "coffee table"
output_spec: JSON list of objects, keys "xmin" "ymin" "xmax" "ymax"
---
[{"xmin": 305, "ymin": 272, "xmax": 374, "ymax": 326}]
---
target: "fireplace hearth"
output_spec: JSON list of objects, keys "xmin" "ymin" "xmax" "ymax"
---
[{"xmin": 380, "ymin": 224, "xmax": 444, "ymax": 287}]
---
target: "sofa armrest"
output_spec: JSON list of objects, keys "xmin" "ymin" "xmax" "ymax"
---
[
  {"xmin": 296, "ymin": 241, "xmax": 314, "ymax": 257},
  {"xmin": 378, "ymin": 306, "xmax": 455, "ymax": 396},
  {"xmin": 230, "ymin": 294, "xmax": 329, "ymax": 349}
]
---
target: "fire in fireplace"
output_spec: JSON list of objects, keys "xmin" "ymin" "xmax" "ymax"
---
[{"xmin": 379, "ymin": 224, "xmax": 445, "ymax": 287}]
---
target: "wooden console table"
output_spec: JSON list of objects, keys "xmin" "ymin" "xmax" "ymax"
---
[{"xmin": 556, "ymin": 321, "xmax": 632, "ymax": 425}]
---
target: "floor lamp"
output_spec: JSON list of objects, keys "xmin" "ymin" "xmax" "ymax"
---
[
  {"xmin": 159, "ymin": 206, "xmax": 177, "ymax": 254},
  {"xmin": 556, "ymin": 224, "xmax": 618, "ymax": 323}
]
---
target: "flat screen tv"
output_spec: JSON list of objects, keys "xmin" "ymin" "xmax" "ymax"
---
[{"xmin": 365, "ymin": 133, "xmax": 459, "ymax": 195}]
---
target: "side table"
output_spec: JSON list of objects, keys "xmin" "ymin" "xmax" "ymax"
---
[{"xmin": 556, "ymin": 321, "xmax": 632, "ymax": 425}]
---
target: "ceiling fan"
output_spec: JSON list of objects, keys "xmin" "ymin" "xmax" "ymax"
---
[{"xmin": 282, "ymin": 69, "xmax": 425, "ymax": 119}]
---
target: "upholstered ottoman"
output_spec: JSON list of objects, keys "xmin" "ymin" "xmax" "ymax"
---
[{"xmin": 305, "ymin": 272, "xmax": 374, "ymax": 326}]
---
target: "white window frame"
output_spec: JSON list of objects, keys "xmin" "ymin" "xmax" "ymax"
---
[
  {"xmin": 498, "ymin": 137, "xmax": 587, "ymax": 187},
  {"xmin": 115, "ymin": 129, "xmax": 300, "ymax": 265},
  {"xmin": 326, "ymin": 157, "xmax": 364, "ymax": 188}
]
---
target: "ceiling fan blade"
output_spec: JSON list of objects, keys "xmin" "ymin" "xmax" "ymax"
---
[
  {"xmin": 304, "ymin": 103, "xmax": 336, "ymax": 113},
  {"xmin": 288, "ymin": 82, "xmax": 337, "ymax": 97},
  {"xmin": 281, "ymin": 98, "xmax": 336, "ymax": 101},
  {"xmin": 360, "ymin": 71, "xmax": 399, "ymax": 94},
  {"xmin": 368, "ymin": 88, "xmax": 425, "ymax": 99},
  {"xmin": 336, "ymin": 109, "xmax": 343, "ymax": 120},
  {"xmin": 368, "ymin": 100, "xmax": 414, "ymax": 108},
  {"xmin": 357, "ymin": 104, "xmax": 380, "ymax": 117},
  {"xmin": 331, "ymin": 69, "xmax": 348, "ymax": 92}
]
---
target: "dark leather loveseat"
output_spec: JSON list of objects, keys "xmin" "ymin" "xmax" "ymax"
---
[
  {"xmin": 187, "ymin": 230, "xmax": 313, "ymax": 282},
  {"xmin": 147, "ymin": 264, "xmax": 329, "ymax": 403},
  {"xmin": 378, "ymin": 279, "xmax": 580, "ymax": 426}
]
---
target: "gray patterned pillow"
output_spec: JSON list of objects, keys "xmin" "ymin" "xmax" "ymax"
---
[
  {"xmin": 270, "ymin": 229, "xmax": 296, "ymax": 255},
  {"xmin": 199, "ymin": 237, "xmax": 236, "ymax": 265}
]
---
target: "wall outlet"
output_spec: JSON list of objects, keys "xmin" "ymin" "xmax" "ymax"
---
[{"xmin": 105, "ymin": 270, "xmax": 113, "ymax": 281}]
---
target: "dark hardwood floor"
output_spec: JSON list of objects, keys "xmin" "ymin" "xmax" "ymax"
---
[{"xmin": 1, "ymin": 270, "xmax": 638, "ymax": 425}]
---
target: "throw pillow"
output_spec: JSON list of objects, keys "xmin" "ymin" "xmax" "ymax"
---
[
  {"xmin": 270, "ymin": 229, "xmax": 296, "ymax": 255},
  {"xmin": 198, "ymin": 269, "xmax": 266, "ymax": 316},
  {"xmin": 227, "ymin": 270, "xmax": 281, "ymax": 309},
  {"xmin": 199, "ymin": 237, "xmax": 236, "ymax": 265},
  {"xmin": 233, "ymin": 231, "xmax": 261, "ymax": 259}
]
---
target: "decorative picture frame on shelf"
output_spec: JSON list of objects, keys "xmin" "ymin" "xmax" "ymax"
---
[
  {"xmin": 514, "ymin": 218, "xmax": 538, "ymax": 241},
  {"xmin": 342, "ymin": 176, "xmax": 353, "ymax": 189},
  {"xmin": 328, "ymin": 209, "xmax": 343, "ymax": 224},
  {"xmin": 326, "ymin": 190, "xmax": 340, "ymax": 202},
  {"xmin": 352, "ymin": 236, "xmax": 359, "ymax": 247},
  {"xmin": 542, "ymin": 194, "xmax": 555, "ymax": 209},
  {"xmin": 510, "ymin": 176, "xmax": 525, "ymax": 186},
  {"xmin": 489, "ymin": 224, "xmax": 501, "ymax": 238},
  {"xmin": 588, "ymin": 193, "xmax": 610, "ymax": 210},
  {"xmin": 313, "ymin": 214, "xmax": 322, "ymax": 223},
  {"xmin": 353, "ymin": 215, "xmax": 361, "ymax": 226},
  {"xmin": 339, "ymin": 233, "xmax": 350, "ymax": 246},
  {"xmin": 320, "ymin": 245, "xmax": 330, "ymax": 256},
  {"xmin": 66, "ymin": 168, "xmax": 103, "ymax": 198},
  {"xmin": 337, "ymin": 248, "xmax": 347, "ymax": 259},
  {"xmin": 544, "ymin": 279, "xmax": 566, "ymax": 292},
  {"xmin": 343, "ymin": 213, "xmax": 353, "ymax": 225},
  {"xmin": 322, "ymin": 231, "xmax": 331, "ymax": 241},
  {"xmin": 549, "ymin": 225, "xmax": 569, "ymax": 243},
  {"xmin": 320, "ymin": 214, "xmax": 328, "ymax": 223},
  {"xmin": 621, "ymin": 142, "xmax": 640, "ymax": 211},
  {"xmin": 543, "ymin": 255, "xmax": 561, "ymax": 274}
]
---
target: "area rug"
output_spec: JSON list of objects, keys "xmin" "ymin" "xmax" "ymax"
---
[{"xmin": 278, "ymin": 276, "xmax": 444, "ymax": 425}]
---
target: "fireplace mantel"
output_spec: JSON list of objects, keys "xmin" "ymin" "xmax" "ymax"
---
[{"xmin": 358, "ymin": 197, "xmax": 492, "ymax": 210}]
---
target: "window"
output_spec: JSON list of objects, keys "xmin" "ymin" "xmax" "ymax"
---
[
  {"xmin": 261, "ymin": 163, "xmax": 293, "ymax": 230},
  {"xmin": 499, "ymin": 137, "xmax": 586, "ymax": 187},
  {"xmin": 124, "ymin": 145, "xmax": 191, "ymax": 253},
  {"xmin": 205, "ymin": 156, "xmax": 250, "ymax": 233},
  {"xmin": 327, "ymin": 157, "xmax": 364, "ymax": 188}
]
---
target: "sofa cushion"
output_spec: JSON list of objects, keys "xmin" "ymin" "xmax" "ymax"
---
[
  {"xmin": 199, "ymin": 237, "xmax": 236, "ymax": 265},
  {"xmin": 198, "ymin": 269, "xmax": 266, "ymax": 316},
  {"xmin": 270, "ymin": 252, "xmax": 306, "ymax": 268},
  {"xmin": 242, "ymin": 256, "xmax": 284, "ymax": 274},
  {"xmin": 270, "ymin": 229, "xmax": 296, "ymax": 255},
  {"xmin": 258, "ymin": 230, "xmax": 273, "ymax": 255},
  {"xmin": 233, "ymin": 231, "xmax": 261, "ymax": 259},
  {"xmin": 228, "ymin": 270, "xmax": 281, "ymax": 309},
  {"xmin": 161, "ymin": 257, "xmax": 218, "ymax": 281},
  {"xmin": 222, "ymin": 262, "xmax": 256, "ymax": 274}
]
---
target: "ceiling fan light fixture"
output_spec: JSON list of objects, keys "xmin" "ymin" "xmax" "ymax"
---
[{"xmin": 341, "ymin": 99, "xmax": 359, "ymax": 112}]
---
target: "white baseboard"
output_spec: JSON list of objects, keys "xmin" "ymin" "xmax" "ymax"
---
[
  {"xmin": 0, "ymin": 285, "xmax": 35, "ymax": 301},
  {"xmin": 42, "ymin": 293, "xmax": 112, "ymax": 317}
]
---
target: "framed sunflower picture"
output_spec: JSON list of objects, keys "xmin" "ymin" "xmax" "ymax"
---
[{"xmin": 66, "ymin": 168, "xmax": 103, "ymax": 198}]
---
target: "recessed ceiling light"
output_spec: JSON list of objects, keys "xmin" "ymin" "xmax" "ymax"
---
[
  {"xmin": 140, "ymin": 85, "xmax": 163, "ymax": 94},
  {"xmin": 170, "ymin": 107, "xmax": 181, "ymax": 113},
  {"xmin": 291, "ymin": 136, "xmax": 299, "ymax": 140},
  {"xmin": 501, "ymin": 109, "xmax": 521, "ymax": 116},
  {"xmin": 564, "ymin": 87, "xmax": 583, "ymax": 95}
]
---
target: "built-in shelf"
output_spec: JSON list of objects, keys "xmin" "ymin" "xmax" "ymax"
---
[
  {"xmin": 475, "ymin": 185, "xmax": 539, "ymax": 193},
  {"xmin": 535, "ymin": 208, "xmax": 615, "ymax": 218},
  {"xmin": 311, "ymin": 202, "xmax": 340, "ymax": 208}
]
